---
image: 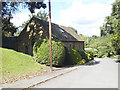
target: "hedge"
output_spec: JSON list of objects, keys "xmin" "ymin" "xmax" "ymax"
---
[
  {"xmin": 33, "ymin": 39, "xmax": 65, "ymax": 66},
  {"xmin": 70, "ymin": 49, "xmax": 82, "ymax": 64},
  {"xmin": 63, "ymin": 47, "xmax": 75, "ymax": 65},
  {"xmin": 77, "ymin": 49, "xmax": 88, "ymax": 62},
  {"xmin": 85, "ymin": 50, "xmax": 94, "ymax": 60}
]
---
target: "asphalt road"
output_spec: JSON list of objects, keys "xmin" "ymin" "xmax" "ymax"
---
[{"xmin": 34, "ymin": 58, "xmax": 118, "ymax": 88}]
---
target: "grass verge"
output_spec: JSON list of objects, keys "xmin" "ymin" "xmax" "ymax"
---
[{"xmin": 1, "ymin": 48, "xmax": 50, "ymax": 84}]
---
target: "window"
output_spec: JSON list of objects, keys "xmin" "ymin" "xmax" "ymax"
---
[{"xmin": 59, "ymin": 28, "xmax": 64, "ymax": 33}]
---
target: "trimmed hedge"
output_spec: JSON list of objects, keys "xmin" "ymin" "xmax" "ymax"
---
[{"xmin": 33, "ymin": 39, "xmax": 65, "ymax": 66}]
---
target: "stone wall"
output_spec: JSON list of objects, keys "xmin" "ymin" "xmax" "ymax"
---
[
  {"xmin": 62, "ymin": 41, "xmax": 84, "ymax": 50},
  {"xmin": 2, "ymin": 37, "xmax": 18, "ymax": 50},
  {"xmin": 16, "ymin": 19, "xmax": 84, "ymax": 55},
  {"xmin": 17, "ymin": 20, "xmax": 48, "ymax": 55}
]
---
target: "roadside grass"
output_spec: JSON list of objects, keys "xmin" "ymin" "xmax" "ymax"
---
[
  {"xmin": 110, "ymin": 55, "xmax": 119, "ymax": 59},
  {"xmin": 1, "ymin": 48, "xmax": 49, "ymax": 84}
]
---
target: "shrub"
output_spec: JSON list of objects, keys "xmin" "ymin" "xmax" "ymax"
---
[
  {"xmin": 92, "ymin": 49, "xmax": 97, "ymax": 57},
  {"xmin": 77, "ymin": 49, "xmax": 88, "ymax": 61},
  {"xmin": 33, "ymin": 39, "xmax": 65, "ymax": 66},
  {"xmin": 63, "ymin": 47, "xmax": 75, "ymax": 65},
  {"xmin": 85, "ymin": 52, "xmax": 91, "ymax": 60},
  {"xmin": 70, "ymin": 49, "xmax": 82, "ymax": 64},
  {"xmin": 77, "ymin": 59, "xmax": 86, "ymax": 64},
  {"xmin": 97, "ymin": 47, "xmax": 111, "ymax": 58},
  {"xmin": 88, "ymin": 35, "xmax": 115, "ymax": 57},
  {"xmin": 97, "ymin": 51, "xmax": 104, "ymax": 58},
  {"xmin": 117, "ymin": 55, "xmax": 120, "ymax": 61},
  {"xmin": 85, "ymin": 50, "xmax": 94, "ymax": 60},
  {"xmin": 33, "ymin": 39, "xmax": 43, "ymax": 57}
]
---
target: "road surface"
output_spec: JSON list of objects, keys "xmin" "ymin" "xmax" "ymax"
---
[{"xmin": 34, "ymin": 58, "xmax": 118, "ymax": 88}]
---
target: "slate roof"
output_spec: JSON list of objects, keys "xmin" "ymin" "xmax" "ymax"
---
[{"xmin": 23, "ymin": 17, "xmax": 83, "ymax": 42}]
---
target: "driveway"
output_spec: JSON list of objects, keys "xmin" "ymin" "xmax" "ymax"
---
[{"xmin": 34, "ymin": 58, "xmax": 118, "ymax": 88}]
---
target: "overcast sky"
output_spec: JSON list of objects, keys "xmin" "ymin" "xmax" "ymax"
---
[{"xmin": 11, "ymin": 0, "xmax": 115, "ymax": 36}]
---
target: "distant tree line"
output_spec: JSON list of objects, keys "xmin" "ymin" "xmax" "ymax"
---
[{"xmin": 80, "ymin": 0, "xmax": 120, "ymax": 57}]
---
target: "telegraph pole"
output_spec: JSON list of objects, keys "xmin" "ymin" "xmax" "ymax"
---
[{"xmin": 49, "ymin": 0, "xmax": 53, "ymax": 72}]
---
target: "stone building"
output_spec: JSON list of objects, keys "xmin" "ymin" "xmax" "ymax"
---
[{"xmin": 16, "ymin": 17, "xmax": 84, "ymax": 55}]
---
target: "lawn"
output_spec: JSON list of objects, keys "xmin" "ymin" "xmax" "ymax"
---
[{"xmin": 0, "ymin": 48, "xmax": 49, "ymax": 84}]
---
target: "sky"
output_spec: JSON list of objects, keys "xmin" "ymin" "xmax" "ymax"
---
[{"xmin": 11, "ymin": 0, "xmax": 115, "ymax": 36}]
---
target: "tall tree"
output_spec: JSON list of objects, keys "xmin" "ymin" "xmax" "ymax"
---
[
  {"xmin": 2, "ymin": 2, "xmax": 46, "ymax": 36},
  {"xmin": 35, "ymin": 11, "xmax": 48, "ymax": 21},
  {"xmin": 100, "ymin": 0, "xmax": 120, "ymax": 54},
  {"xmin": 2, "ymin": 2, "xmax": 19, "ymax": 36}
]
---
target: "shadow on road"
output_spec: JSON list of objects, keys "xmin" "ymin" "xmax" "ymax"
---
[
  {"xmin": 115, "ymin": 60, "xmax": 120, "ymax": 63},
  {"xmin": 53, "ymin": 60, "xmax": 101, "ymax": 72},
  {"xmin": 85, "ymin": 60, "xmax": 100, "ymax": 66}
]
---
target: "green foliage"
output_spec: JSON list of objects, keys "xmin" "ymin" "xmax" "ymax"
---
[
  {"xmin": 88, "ymin": 35, "xmax": 114, "ymax": 58},
  {"xmin": 98, "ymin": 45, "xmax": 112, "ymax": 58},
  {"xmin": 33, "ymin": 39, "xmax": 65, "ymax": 66},
  {"xmin": 2, "ymin": 2, "xmax": 46, "ymax": 36},
  {"xmin": 85, "ymin": 50, "xmax": 94, "ymax": 60},
  {"xmin": 1, "ymin": 48, "xmax": 46, "ymax": 82},
  {"xmin": 117, "ymin": 55, "xmax": 120, "ymax": 60},
  {"xmin": 63, "ymin": 47, "xmax": 75, "ymax": 65},
  {"xmin": 79, "ymin": 34, "xmax": 89, "ymax": 48},
  {"xmin": 70, "ymin": 49, "xmax": 82, "ymax": 64},
  {"xmin": 64, "ymin": 48, "xmax": 89, "ymax": 65},
  {"xmin": 111, "ymin": 30, "xmax": 120, "ymax": 55},
  {"xmin": 97, "ymin": 51, "xmax": 105, "ymax": 58},
  {"xmin": 77, "ymin": 59, "xmax": 86, "ymax": 65},
  {"xmin": 80, "ymin": 34, "xmax": 115, "ymax": 58},
  {"xmin": 79, "ymin": 35, "xmax": 99, "ymax": 48},
  {"xmin": 35, "ymin": 11, "xmax": 48, "ymax": 21},
  {"xmin": 92, "ymin": 50, "xmax": 97, "ymax": 57},
  {"xmin": 85, "ymin": 52, "xmax": 92, "ymax": 60},
  {"xmin": 89, "ymin": 36, "xmax": 99, "ymax": 49},
  {"xmin": 33, "ymin": 39, "xmax": 43, "ymax": 57},
  {"xmin": 25, "ymin": 2, "xmax": 46, "ymax": 13},
  {"xmin": 100, "ymin": 16, "xmax": 115, "ymax": 36},
  {"xmin": 2, "ymin": 2, "xmax": 46, "ymax": 17},
  {"xmin": 2, "ymin": 2, "xmax": 20, "ymax": 19},
  {"xmin": 100, "ymin": 0, "xmax": 120, "ymax": 54},
  {"xmin": 77, "ymin": 49, "xmax": 88, "ymax": 61},
  {"xmin": 88, "ymin": 49, "xmax": 96, "ymax": 57},
  {"xmin": 2, "ymin": 18, "xmax": 17, "ymax": 36}
]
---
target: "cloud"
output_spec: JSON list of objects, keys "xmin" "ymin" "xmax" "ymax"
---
[
  {"xmin": 11, "ymin": 8, "xmax": 46, "ymax": 27},
  {"xmin": 53, "ymin": 0, "xmax": 113, "ymax": 36},
  {"xmin": 10, "ymin": 0, "xmax": 114, "ymax": 36},
  {"xmin": 11, "ymin": 12, "xmax": 31, "ymax": 27}
]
